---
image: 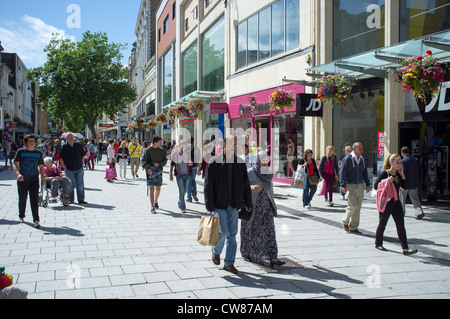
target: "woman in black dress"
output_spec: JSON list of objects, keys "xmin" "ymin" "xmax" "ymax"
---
[{"xmin": 240, "ymin": 151, "xmax": 285, "ymax": 268}]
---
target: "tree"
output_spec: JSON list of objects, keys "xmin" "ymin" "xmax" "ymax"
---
[{"xmin": 27, "ymin": 31, "xmax": 137, "ymax": 137}]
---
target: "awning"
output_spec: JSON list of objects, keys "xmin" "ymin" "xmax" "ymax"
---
[
  {"xmin": 162, "ymin": 90, "xmax": 224, "ymax": 110},
  {"xmin": 307, "ymin": 29, "xmax": 450, "ymax": 80}
]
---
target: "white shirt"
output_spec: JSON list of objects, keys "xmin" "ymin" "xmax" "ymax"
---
[{"xmin": 351, "ymin": 151, "xmax": 363, "ymax": 165}]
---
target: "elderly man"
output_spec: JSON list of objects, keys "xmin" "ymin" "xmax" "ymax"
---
[
  {"xmin": 339, "ymin": 142, "xmax": 371, "ymax": 234},
  {"xmin": 59, "ymin": 133, "xmax": 87, "ymax": 204}
]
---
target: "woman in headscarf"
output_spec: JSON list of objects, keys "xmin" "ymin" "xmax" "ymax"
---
[{"xmin": 240, "ymin": 151, "xmax": 285, "ymax": 268}]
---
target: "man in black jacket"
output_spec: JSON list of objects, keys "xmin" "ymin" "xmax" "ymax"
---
[
  {"xmin": 400, "ymin": 146, "xmax": 425, "ymax": 220},
  {"xmin": 204, "ymin": 135, "xmax": 252, "ymax": 274}
]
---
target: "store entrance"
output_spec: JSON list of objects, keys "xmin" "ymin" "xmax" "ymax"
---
[{"xmin": 399, "ymin": 121, "xmax": 450, "ymax": 202}]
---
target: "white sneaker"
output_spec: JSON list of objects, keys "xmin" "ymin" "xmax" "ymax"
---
[{"xmin": 34, "ymin": 221, "xmax": 41, "ymax": 229}]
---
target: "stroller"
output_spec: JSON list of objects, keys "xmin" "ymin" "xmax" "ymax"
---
[{"xmin": 39, "ymin": 176, "xmax": 71, "ymax": 208}]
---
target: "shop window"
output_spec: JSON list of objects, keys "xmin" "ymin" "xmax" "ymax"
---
[
  {"xmin": 236, "ymin": 0, "xmax": 300, "ymax": 70},
  {"xmin": 163, "ymin": 47, "xmax": 173, "ymax": 106},
  {"xmin": 202, "ymin": 15, "xmax": 225, "ymax": 92},
  {"xmin": 333, "ymin": 0, "xmax": 386, "ymax": 59},
  {"xmin": 182, "ymin": 41, "xmax": 198, "ymax": 96},
  {"xmin": 399, "ymin": 0, "xmax": 450, "ymax": 41}
]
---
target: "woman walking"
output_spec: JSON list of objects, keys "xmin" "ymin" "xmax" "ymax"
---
[
  {"xmin": 299, "ymin": 149, "xmax": 320, "ymax": 209},
  {"xmin": 117, "ymin": 141, "xmax": 129, "ymax": 178},
  {"xmin": 106, "ymin": 139, "xmax": 116, "ymax": 183},
  {"xmin": 319, "ymin": 145, "xmax": 339, "ymax": 207},
  {"xmin": 374, "ymin": 154, "xmax": 418, "ymax": 256},
  {"xmin": 169, "ymin": 140, "xmax": 191, "ymax": 214},
  {"xmin": 241, "ymin": 151, "xmax": 285, "ymax": 268}
]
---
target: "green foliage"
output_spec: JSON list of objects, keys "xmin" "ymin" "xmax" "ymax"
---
[{"xmin": 26, "ymin": 31, "xmax": 136, "ymax": 136}]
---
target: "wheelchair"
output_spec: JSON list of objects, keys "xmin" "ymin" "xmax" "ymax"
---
[{"xmin": 39, "ymin": 177, "xmax": 71, "ymax": 208}]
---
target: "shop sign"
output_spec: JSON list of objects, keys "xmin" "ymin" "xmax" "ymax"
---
[
  {"xmin": 209, "ymin": 103, "xmax": 229, "ymax": 114},
  {"xmin": 296, "ymin": 94, "xmax": 323, "ymax": 117},
  {"xmin": 238, "ymin": 102, "xmax": 272, "ymax": 116},
  {"xmin": 99, "ymin": 123, "xmax": 114, "ymax": 128},
  {"xmin": 377, "ymin": 132, "xmax": 385, "ymax": 157}
]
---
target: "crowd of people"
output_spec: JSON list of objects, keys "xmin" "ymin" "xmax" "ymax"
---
[{"xmin": 7, "ymin": 132, "xmax": 427, "ymax": 273}]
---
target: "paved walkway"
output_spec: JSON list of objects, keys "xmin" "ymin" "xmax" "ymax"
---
[{"xmin": 1, "ymin": 161, "xmax": 450, "ymax": 299}]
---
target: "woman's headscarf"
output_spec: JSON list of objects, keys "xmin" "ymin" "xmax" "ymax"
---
[{"xmin": 251, "ymin": 151, "xmax": 273, "ymax": 190}]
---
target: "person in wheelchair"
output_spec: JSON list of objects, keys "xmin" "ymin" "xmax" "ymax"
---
[{"xmin": 43, "ymin": 157, "xmax": 69, "ymax": 202}]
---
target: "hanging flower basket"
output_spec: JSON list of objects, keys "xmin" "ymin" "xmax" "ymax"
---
[
  {"xmin": 188, "ymin": 98, "xmax": 206, "ymax": 114},
  {"xmin": 396, "ymin": 50, "xmax": 445, "ymax": 104},
  {"xmin": 145, "ymin": 120, "xmax": 158, "ymax": 130},
  {"xmin": 177, "ymin": 104, "xmax": 190, "ymax": 117},
  {"xmin": 317, "ymin": 73, "xmax": 355, "ymax": 106},
  {"xmin": 155, "ymin": 113, "xmax": 167, "ymax": 124},
  {"xmin": 269, "ymin": 88, "xmax": 295, "ymax": 113},
  {"xmin": 167, "ymin": 107, "xmax": 181, "ymax": 121}
]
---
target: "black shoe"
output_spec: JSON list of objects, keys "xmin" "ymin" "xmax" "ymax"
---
[
  {"xmin": 416, "ymin": 213, "xmax": 425, "ymax": 220},
  {"xmin": 79, "ymin": 200, "xmax": 88, "ymax": 205},
  {"xmin": 375, "ymin": 246, "xmax": 388, "ymax": 251},
  {"xmin": 403, "ymin": 249, "xmax": 418, "ymax": 256},
  {"xmin": 155, "ymin": 202, "xmax": 159, "ymax": 209},
  {"xmin": 270, "ymin": 259, "xmax": 286, "ymax": 268}
]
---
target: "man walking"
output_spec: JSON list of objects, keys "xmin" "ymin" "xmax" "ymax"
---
[
  {"xmin": 59, "ymin": 132, "xmax": 88, "ymax": 205},
  {"xmin": 400, "ymin": 146, "xmax": 425, "ymax": 220},
  {"xmin": 129, "ymin": 137, "xmax": 141, "ymax": 178},
  {"xmin": 13, "ymin": 134, "xmax": 45, "ymax": 228},
  {"xmin": 339, "ymin": 142, "xmax": 371, "ymax": 234},
  {"xmin": 142, "ymin": 135, "xmax": 167, "ymax": 213},
  {"xmin": 204, "ymin": 135, "xmax": 252, "ymax": 274}
]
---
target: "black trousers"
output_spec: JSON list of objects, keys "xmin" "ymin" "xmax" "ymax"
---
[
  {"xmin": 17, "ymin": 180, "xmax": 40, "ymax": 222},
  {"xmin": 375, "ymin": 199, "xmax": 409, "ymax": 250}
]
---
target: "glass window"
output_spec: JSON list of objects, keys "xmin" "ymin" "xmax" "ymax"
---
[
  {"xmin": 164, "ymin": 14, "xmax": 169, "ymax": 34},
  {"xmin": 183, "ymin": 41, "xmax": 198, "ymax": 96},
  {"xmin": 236, "ymin": 0, "xmax": 300, "ymax": 70},
  {"xmin": 272, "ymin": 0, "xmax": 285, "ymax": 57},
  {"xmin": 286, "ymin": 0, "xmax": 300, "ymax": 51},
  {"xmin": 248, "ymin": 15, "xmax": 258, "ymax": 66},
  {"xmin": 333, "ymin": 0, "xmax": 385, "ymax": 59},
  {"xmin": 237, "ymin": 21, "xmax": 247, "ymax": 70},
  {"xmin": 259, "ymin": 7, "xmax": 271, "ymax": 62},
  {"xmin": 202, "ymin": 15, "xmax": 225, "ymax": 92},
  {"xmin": 400, "ymin": 0, "xmax": 450, "ymax": 41},
  {"xmin": 163, "ymin": 47, "xmax": 173, "ymax": 106},
  {"xmin": 333, "ymin": 86, "xmax": 384, "ymax": 179}
]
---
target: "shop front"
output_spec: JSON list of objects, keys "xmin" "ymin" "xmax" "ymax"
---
[
  {"xmin": 228, "ymin": 84, "xmax": 305, "ymax": 183},
  {"xmin": 399, "ymin": 71, "xmax": 450, "ymax": 199}
]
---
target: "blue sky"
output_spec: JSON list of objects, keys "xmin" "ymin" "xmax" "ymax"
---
[{"xmin": 0, "ymin": 0, "xmax": 142, "ymax": 69}]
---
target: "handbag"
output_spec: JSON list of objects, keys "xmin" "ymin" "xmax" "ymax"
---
[
  {"xmin": 239, "ymin": 206, "xmax": 252, "ymax": 221},
  {"xmin": 308, "ymin": 175, "xmax": 320, "ymax": 185},
  {"xmin": 198, "ymin": 213, "xmax": 220, "ymax": 246},
  {"xmin": 105, "ymin": 164, "xmax": 117, "ymax": 180}
]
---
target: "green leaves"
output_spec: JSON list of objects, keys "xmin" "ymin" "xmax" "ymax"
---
[{"xmin": 26, "ymin": 31, "xmax": 136, "ymax": 136}]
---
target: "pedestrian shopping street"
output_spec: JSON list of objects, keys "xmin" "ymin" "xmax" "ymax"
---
[{"xmin": 1, "ymin": 161, "xmax": 450, "ymax": 299}]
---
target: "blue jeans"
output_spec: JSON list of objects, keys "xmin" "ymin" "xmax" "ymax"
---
[
  {"xmin": 176, "ymin": 174, "xmax": 190, "ymax": 211},
  {"xmin": 187, "ymin": 168, "xmax": 198, "ymax": 201},
  {"xmin": 213, "ymin": 205, "xmax": 239, "ymax": 266},
  {"xmin": 65, "ymin": 168, "xmax": 85, "ymax": 203},
  {"xmin": 303, "ymin": 180, "xmax": 317, "ymax": 207}
]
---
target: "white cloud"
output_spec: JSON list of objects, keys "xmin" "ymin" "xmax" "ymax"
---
[{"xmin": 0, "ymin": 15, "xmax": 75, "ymax": 68}]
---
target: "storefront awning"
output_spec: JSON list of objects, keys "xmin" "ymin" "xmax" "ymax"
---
[
  {"xmin": 308, "ymin": 29, "xmax": 450, "ymax": 80},
  {"xmin": 162, "ymin": 90, "xmax": 224, "ymax": 110}
]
